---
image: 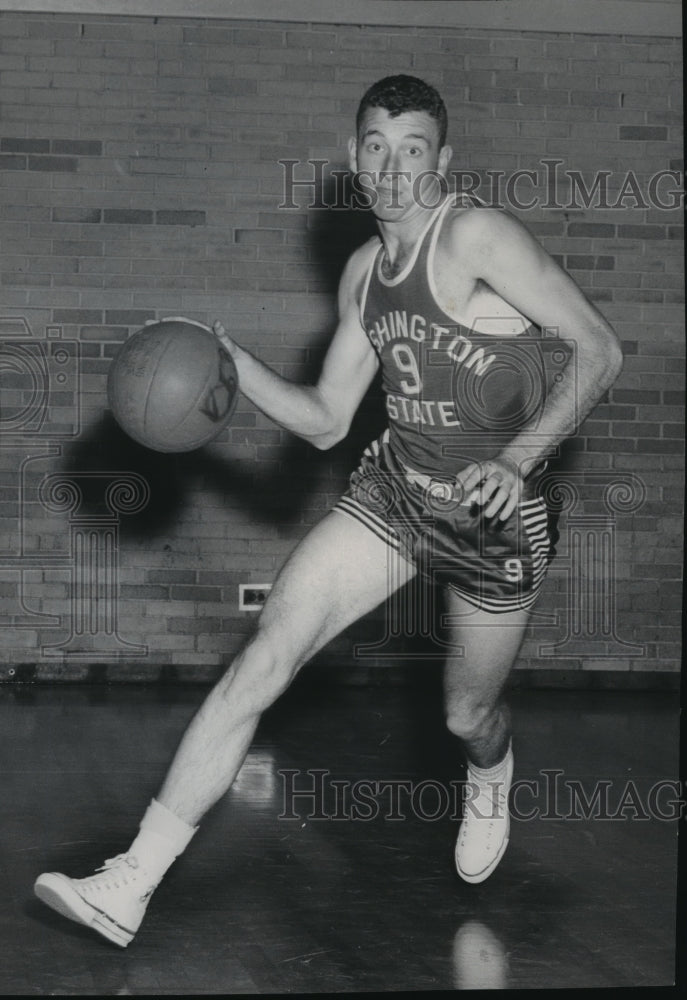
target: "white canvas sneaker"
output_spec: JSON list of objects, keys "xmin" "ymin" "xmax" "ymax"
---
[
  {"xmin": 34, "ymin": 852, "xmax": 158, "ymax": 947},
  {"xmin": 455, "ymin": 748, "xmax": 514, "ymax": 884}
]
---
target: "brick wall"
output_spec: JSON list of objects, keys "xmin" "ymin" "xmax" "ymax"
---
[{"xmin": 0, "ymin": 12, "xmax": 683, "ymax": 682}]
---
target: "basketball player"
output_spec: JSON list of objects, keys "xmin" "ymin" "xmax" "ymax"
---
[{"xmin": 34, "ymin": 76, "xmax": 623, "ymax": 946}]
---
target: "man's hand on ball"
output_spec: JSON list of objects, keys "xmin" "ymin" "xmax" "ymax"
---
[
  {"xmin": 455, "ymin": 456, "xmax": 524, "ymax": 521},
  {"xmin": 212, "ymin": 320, "xmax": 238, "ymax": 358}
]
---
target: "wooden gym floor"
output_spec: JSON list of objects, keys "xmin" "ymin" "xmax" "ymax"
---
[{"xmin": 0, "ymin": 675, "xmax": 681, "ymax": 994}]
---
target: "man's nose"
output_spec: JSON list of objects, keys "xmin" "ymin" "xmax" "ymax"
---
[{"xmin": 381, "ymin": 150, "xmax": 401, "ymax": 177}]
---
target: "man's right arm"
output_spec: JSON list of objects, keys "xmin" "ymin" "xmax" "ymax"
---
[{"xmin": 214, "ymin": 242, "xmax": 379, "ymax": 451}]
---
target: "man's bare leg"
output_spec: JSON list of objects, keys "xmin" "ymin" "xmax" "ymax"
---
[
  {"xmin": 442, "ymin": 590, "xmax": 530, "ymax": 883},
  {"xmin": 157, "ymin": 510, "xmax": 415, "ymax": 824},
  {"xmin": 34, "ymin": 511, "xmax": 416, "ymax": 944}
]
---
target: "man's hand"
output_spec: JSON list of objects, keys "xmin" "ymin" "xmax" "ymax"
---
[
  {"xmin": 212, "ymin": 320, "xmax": 239, "ymax": 359},
  {"xmin": 455, "ymin": 457, "xmax": 524, "ymax": 521}
]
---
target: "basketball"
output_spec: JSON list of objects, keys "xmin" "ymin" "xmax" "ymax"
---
[{"xmin": 107, "ymin": 317, "xmax": 239, "ymax": 452}]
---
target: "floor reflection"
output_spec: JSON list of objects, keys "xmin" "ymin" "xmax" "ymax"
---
[
  {"xmin": 451, "ymin": 918, "xmax": 509, "ymax": 990},
  {"xmin": 229, "ymin": 750, "xmax": 280, "ymax": 807}
]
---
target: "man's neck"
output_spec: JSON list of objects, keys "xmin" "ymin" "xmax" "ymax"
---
[{"xmin": 376, "ymin": 195, "xmax": 447, "ymax": 276}]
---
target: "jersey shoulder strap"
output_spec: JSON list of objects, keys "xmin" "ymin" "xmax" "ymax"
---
[{"xmin": 357, "ymin": 237, "xmax": 382, "ymax": 327}]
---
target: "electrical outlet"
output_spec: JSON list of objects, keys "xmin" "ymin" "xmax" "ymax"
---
[{"xmin": 238, "ymin": 583, "xmax": 272, "ymax": 611}]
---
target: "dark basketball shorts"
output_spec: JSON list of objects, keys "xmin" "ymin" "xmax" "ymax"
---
[{"xmin": 333, "ymin": 431, "xmax": 558, "ymax": 614}]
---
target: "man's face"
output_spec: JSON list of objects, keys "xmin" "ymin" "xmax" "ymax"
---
[{"xmin": 348, "ymin": 107, "xmax": 451, "ymax": 221}]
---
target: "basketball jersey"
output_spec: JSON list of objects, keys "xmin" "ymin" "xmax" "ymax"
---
[{"xmin": 359, "ymin": 195, "xmax": 548, "ymax": 477}]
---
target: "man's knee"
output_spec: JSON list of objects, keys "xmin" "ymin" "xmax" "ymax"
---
[
  {"xmin": 219, "ymin": 627, "xmax": 299, "ymax": 709},
  {"xmin": 445, "ymin": 696, "xmax": 497, "ymax": 742}
]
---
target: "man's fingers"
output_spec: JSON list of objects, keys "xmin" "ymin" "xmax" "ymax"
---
[
  {"xmin": 484, "ymin": 485, "xmax": 512, "ymax": 519},
  {"xmin": 473, "ymin": 472, "xmax": 519, "ymax": 518},
  {"xmin": 476, "ymin": 471, "xmax": 509, "ymax": 505},
  {"xmin": 456, "ymin": 460, "xmax": 522, "ymax": 519},
  {"xmin": 213, "ymin": 320, "xmax": 230, "ymax": 344},
  {"xmin": 212, "ymin": 320, "xmax": 237, "ymax": 356},
  {"xmin": 455, "ymin": 463, "xmax": 485, "ymax": 496}
]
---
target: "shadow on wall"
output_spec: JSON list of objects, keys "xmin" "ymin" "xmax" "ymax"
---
[
  {"xmin": 306, "ymin": 168, "xmax": 379, "ymax": 295},
  {"xmin": 59, "ymin": 393, "xmax": 387, "ymax": 540},
  {"xmin": 58, "ymin": 413, "xmax": 322, "ymax": 538}
]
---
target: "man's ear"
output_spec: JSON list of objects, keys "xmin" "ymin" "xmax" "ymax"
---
[
  {"xmin": 438, "ymin": 144, "xmax": 453, "ymax": 176},
  {"xmin": 347, "ymin": 136, "xmax": 358, "ymax": 173}
]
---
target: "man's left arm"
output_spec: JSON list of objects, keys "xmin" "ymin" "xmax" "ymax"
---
[{"xmin": 452, "ymin": 208, "xmax": 624, "ymax": 520}]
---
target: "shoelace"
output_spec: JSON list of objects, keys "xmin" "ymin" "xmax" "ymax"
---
[
  {"xmin": 465, "ymin": 778, "xmax": 508, "ymax": 825},
  {"xmin": 459, "ymin": 782, "xmax": 508, "ymax": 853},
  {"xmin": 80, "ymin": 853, "xmax": 140, "ymax": 893}
]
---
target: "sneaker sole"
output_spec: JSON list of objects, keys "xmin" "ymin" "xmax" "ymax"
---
[
  {"xmin": 455, "ymin": 834, "xmax": 509, "ymax": 884},
  {"xmin": 34, "ymin": 873, "xmax": 134, "ymax": 948}
]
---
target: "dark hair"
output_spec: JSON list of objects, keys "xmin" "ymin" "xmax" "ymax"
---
[{"xmin": 356, "ymin": 74, "xmax": 448, "ymax": 147}]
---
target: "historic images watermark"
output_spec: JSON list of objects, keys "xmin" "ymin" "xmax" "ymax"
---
[
  {"xmin": 0, "ymin": 317, "xmax": 149, "ymax": 660},
  {"xmin": 278, "ymin": 768, "xmax": 685, "ymax": 823},
  {"xmin": 279, "ymin": 159, "xmax": 684, "ymax": 212}
]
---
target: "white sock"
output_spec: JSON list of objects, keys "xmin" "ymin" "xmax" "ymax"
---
[{"xmin": 126, "ymin": 799, "xmax": 198, "ymax": 884}]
